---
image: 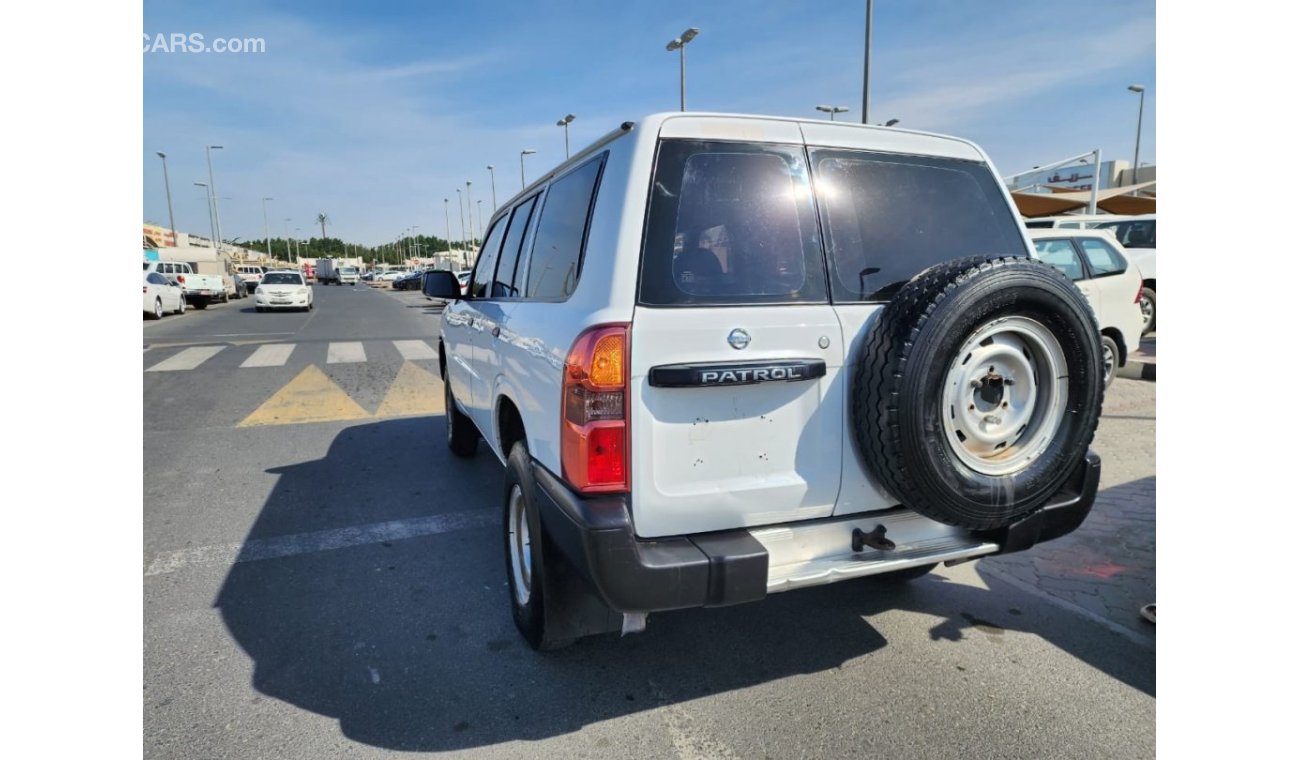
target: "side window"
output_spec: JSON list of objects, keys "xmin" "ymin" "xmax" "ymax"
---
[
  {"xmin": 469, "ymin": 218, "xmax": 508, "ymax": 298},
  {"xmin": 162, "ymin": 263, "xmax": 173, "ymax": 274},
  {"xmin": 492, "ymin": 194, "xmax": 540, "ymax": 298},
  {"xmin": 1033, "ymin": 239, "xmax": 1086, "ymax": 281},
  {"xmin": 812, "ymin": 149, "xmax": 1027, "ymax": 302},
  {"xmin": 525, "ymin": 153, "xmax": 606, "ymax": 300},
  {"xmin": 1078, "ymin": 238, "xmax": 1126, "ymax": 277},
  {"xmin": 640, "ymin": 141, "xmax": 826, "ymax": 306}
]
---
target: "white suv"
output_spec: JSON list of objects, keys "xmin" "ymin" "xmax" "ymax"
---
[{"xmin": 424, "ymin": 113, "xmax": 1106, "ymax": 650}]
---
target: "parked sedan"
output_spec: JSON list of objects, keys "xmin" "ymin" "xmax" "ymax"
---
[
  {"xmin": 393, "ymin": 270, "xmax": 427, "ymax": 290},
  {"xmin": 1029, "ymin": 229, "xmax": 1144, "ymax": 387},
  {"xmin": 144, "ymin": 271, "xmax": 185, "ymax": 319},
  {"xmin": 254, "ymin": 271, "xmax": 314, "ymax": 312}
]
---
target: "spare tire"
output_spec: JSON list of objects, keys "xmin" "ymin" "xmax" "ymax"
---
[{"xmin": 853, "ymin": 255, "xmax": 1103, "ymax": 530}]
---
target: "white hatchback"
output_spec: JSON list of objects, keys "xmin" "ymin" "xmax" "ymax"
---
[
  {"xmin": 1029, "ymin": 229, "xmax": 1145, "ymax": 387},
  {"xmin": 254, "ymin": 270, "xmax": 314, "ymax": 312}
]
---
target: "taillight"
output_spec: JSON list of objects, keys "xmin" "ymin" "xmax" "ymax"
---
[
  {"xmin": 1134, "ymin": 282, "xmax": 1143, "ymax": 303},
  {"xmin": 177, "ymin": 274, "xmax": 186, "ymax": 285},
  {"xmin": 142, "ymin": 286, "xmax": 148, "ymax": 293},
  {"xmin": 561, "ymin": 324, "xmax": 629, "ymax": 494}
]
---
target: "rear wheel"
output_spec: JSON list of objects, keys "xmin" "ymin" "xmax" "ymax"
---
[
  {"xmin": 1101, "ymin": 335, "xmax": 1120, "ymax": 389},
  {"xmin": 150, "ymin": 298, "xmax": 163, "ymax": 320},
  {"xmin": 445, "ymin": 380, "xmax": 478, "ymax": 457},
  {"xmin": 1139, "ymin": 287, "xmax": 1156, "ymax": 334},
  {"xmin": 504, "ymin": 442, "xmax": 573, "ymax": 650}
]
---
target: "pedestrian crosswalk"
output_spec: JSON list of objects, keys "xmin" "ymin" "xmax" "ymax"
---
[{"xmin": 145, "ymin": 340, "xmax": 437, "ymax": 372}]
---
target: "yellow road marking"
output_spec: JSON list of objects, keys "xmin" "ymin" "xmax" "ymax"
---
[
  {"xmin": 238, "ymin": 365, "xmax": 370, "ymax": 427},
  {"xmin": 375, "ymin": 361, "xmax": 445, "ymax": 419}
]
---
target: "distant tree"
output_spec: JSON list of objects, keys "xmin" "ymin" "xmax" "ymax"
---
[{"xmin": 316, "ymin": 213, "xmax": 329, "ymax": 242}]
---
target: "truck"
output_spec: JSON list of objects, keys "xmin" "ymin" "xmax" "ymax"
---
[
  {"xmin": 142, "ymin": 259, "xmax": 226, "ymax": 309},
  {"xmin": 316, "ymin": 258, "xmax": 340, "ymax": 285}
]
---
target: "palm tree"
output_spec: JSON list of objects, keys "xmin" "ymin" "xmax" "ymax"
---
[{"xmin": 316, "ymin": 213, "xmax": 329, "ymax": 245}]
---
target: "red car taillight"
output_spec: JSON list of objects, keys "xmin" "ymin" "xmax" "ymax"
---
[
  {"xmin": 177, "ymin": 274, "xmax": 186, "ymax": 285},
  {"xmin": 561, "ymin": 324, "xmax": 629, "ymax": 494},
  {"xmin": 1134, "ymin": 281, "xmax": 1143, "ymax": 303}
]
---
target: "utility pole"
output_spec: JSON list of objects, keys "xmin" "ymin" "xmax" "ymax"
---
[
  {"xmin": 261, "ymin": 197, "xmax": 274, "ymax": 260},
  {"xmin": 156, "ymin": 152, "xmax": 176, "ymax": 245},
  {"xmin": 206, "ymin": 145, "xmax": 225, "ymax": 256}
]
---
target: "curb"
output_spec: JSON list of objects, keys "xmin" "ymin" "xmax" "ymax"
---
[{"xmin": 1116, "ymin": 359, "xmax": 1155, "ymax": 382}]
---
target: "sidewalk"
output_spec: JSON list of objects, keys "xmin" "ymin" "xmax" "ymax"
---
[
  {"xmin": 980, "ymin": 377, "xmax": 1156, "ymax": 643},
  {"xmin": 1117, "ymin": 332, "xmax": 1156, "ymax": 381}
]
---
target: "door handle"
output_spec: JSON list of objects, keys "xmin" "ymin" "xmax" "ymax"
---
[{"xmin": 492, "ymin": 326, "xmax": 501, "ymax": 338}]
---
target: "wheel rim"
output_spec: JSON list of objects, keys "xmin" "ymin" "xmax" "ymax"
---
[
  {"xmin": 1102, "ymin": 342, "xmax": 1116, "ymax": 383},
  {"xmin": 154, "ymin": 299, "xmax": 162, "ymax": 318},
  {"xmin": 507, "ymin": 485, "xmax": 532, "ymax": 607},
  {"xmin": 941, "ymin": 316, "xmax": 1069, "ymax": 477},
  {"xmin": 1139, "ymin": 295, "xmax": 1154, "ymax": 327}
]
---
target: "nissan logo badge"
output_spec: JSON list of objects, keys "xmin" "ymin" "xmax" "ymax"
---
[{"xmin": 728, "ymin": 328, "xmax": 751, "ymax": 350}]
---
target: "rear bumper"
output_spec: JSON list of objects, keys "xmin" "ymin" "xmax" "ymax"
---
[{"xmin": 532, "ymin": 450, "xmax": 1101, "ymax": 613}]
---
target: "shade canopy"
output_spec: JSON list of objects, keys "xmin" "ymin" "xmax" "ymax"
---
[{"xmin": 1013, "ymin": 180, "xmax": 1156, "ymax": 217}]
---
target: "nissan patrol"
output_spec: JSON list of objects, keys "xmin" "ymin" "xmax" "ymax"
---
[{"xmin": 423, "ymin": 113, "xmax": 1106, "ymax": 650}]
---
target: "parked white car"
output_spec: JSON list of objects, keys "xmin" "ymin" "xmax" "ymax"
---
[
  {"xmin": 1029, "ymin": 229, "xmax": 1144, "ymax": 387},
  {"xmin": 423, "ymin": 112, "xmax": 1107, "ymax": 650},
  {"xmin": 1091, "ymin": 214, "xmax": 1156, "ymax": 333},
  {"xmin": 375, "ymin": 270, "xmax": 406, "ymax": 282},
  {"xmin": 143, "ymin": 271, "xmax": 185, "ymax": 319},
  {"xmin": 253, "ymin": 270, "xmax": 314, "ymax": 312},
  {"xmin": 235, "ymin": 265, "xmax": 268, "ymax": 292}
]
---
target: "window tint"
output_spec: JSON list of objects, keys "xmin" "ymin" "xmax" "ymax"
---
[
  {"xmin": 1033, "ymin": 239, "xmax": 1085, "ymax": 281},
  {"xmin": 262, "ymin": 272, "xmax": 303, "ymax": 285},
  {"xmin": 1094, "ymin": 219, "xmax": 1155, "ymax": 248},
  {"xmin": 493, "ymin": 195, "xmax": 539, "ymax": 298},
  {"xmin": 147, "ymin": 273, "xmax": 167, "ymax": 285},
  {"xmin": 143, "ymin": 261, "xmax": 151, "ymax": 270},
  {"xmin": 525, "ymin": 154, "xmax": 605, "ymax": 300},
  {"xmin": 812, "ymin": 150, "xmax": 1026, "ymax": 302},
  {"xmin": 1078, "ymin": 238, "xmax": 1126, "ymax": 276},
  {"xmin": 640, "ymin": 141, "xmax": 826, "ymax": 306},
  {"xmin": 470, "ymin": 218, "xmax": 507, "ymax": 298}
]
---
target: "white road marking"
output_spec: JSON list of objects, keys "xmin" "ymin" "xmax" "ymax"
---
[
  {"xmin": 327, "ymin": 342, "xmax": 366, "ymax": 364},
  {"xmin": 241, "ymin": 343, "xmax": 295, "ymax": 368},
  {"xmin": 145, "ymin": 346, "xmax": 225, "ymax": 372},
  {"xmin": 393, "ymin": 340, "xmax": 437, "ymax": 361},
  {"xmin": 143, "ymin": 509, "xmax": 495, "ymax": 576}
]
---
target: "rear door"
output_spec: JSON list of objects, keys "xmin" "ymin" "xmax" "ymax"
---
[
  {"xmin": 1077, "ymin": 235, "xmax": 1144, "ymax": 348},
  {"xmin": 807, "ymin": 146, "xmax": 1034, "ymax": 517},
  {"xmin": 629, "ymin": 138, "xmax": 844, "ymax": 538}
]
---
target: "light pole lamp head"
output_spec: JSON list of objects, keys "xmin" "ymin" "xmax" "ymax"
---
[
  {"xmin": 884, "ymin": 118, "xmax": 899, "ymax": 126},
  {"xmin": 209, "ymin": 145, "xmax": 223, "ymax": 150},
  {"xmin": 680, "ymin": 27, "xmax": 699, "ymax": 44},
  {"xmin": 1128, "ymin": 84, "xmax": 1145, "ymax": 93},
  {"xmin": 487, "ymin": 165, "xmax": 494, "ymax": 171},
  {"xmin": 522, "ymin": 149, "xmax": 536, "ymax": 156},
  {"xmin": 157, "ymin": 151, "xmax": 166, "ymax": 159}
]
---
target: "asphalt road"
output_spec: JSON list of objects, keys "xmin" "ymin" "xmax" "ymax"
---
[{"xmin": 144, "ymin": 285, "xmax": 1155, "ymax": 759}]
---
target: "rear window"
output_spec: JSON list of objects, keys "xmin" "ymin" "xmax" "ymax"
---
[
  {"xmin": 640, "ymin": 140, "xmax": 827, "ymax": 306},
  {"xmin": 262, "ymin": 273, "xmax": 303, "ymax": 285},
  {"xmin": 1094, "ymin": 218, "xmax": 1155, "ymax": 248},
  {"xmin": 811, "ymin": 150, "xmax": 1027, "ymax": 301}
]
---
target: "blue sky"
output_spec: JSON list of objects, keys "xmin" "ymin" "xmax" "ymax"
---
[{"xmin": 143, "ymin": 0, "xmax": 1156, "ymax": 246}]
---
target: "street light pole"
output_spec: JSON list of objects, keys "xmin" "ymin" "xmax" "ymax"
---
[
  {"xmin": 456, "ymin": 188, "xmax": 466, "ymax": 249},
  {"xmin": 815, "ymin": 105, "xmax": 849, "ymax": 121},
  {"xmin": 206, "ymin": 145, "xmax": 225, "ymax": 256},
  {"xmin": 477, "ymin": 200, "xmax": 483, "ymax": 238},
  {"xmin": 557, "ymin": 114, "xmax": 575, "ymax": 158},
  {"xmin": 486, "ymin": 165, "xmax": 497, "ymax": 211},
  {"xmin": 466, "ymin": 181, "xmax": 474, "ymax": 247},
  {"xmin": 520, "ymin": 149, "xmax": 536, "ymax": 189},
  {"xmin": 1128, "ymin": 84, "xmax": 1146, "ymax": 186},
  {"xmin": 194, "ymin": 182, "xmax": 217, "ymax": 254},
  {"xmin": 261, "ymin": 197, "xmax": 274, "ymax": 261},
  {"xmin": 156, "ymin": 152, "xmax": 176, "ymax": 245},
  {"xmin": 861, "ymin": 0, "xmax": 875, "ymax": 124},
  {"xmin": 665, "ymin": 28, "xmax": 699, "ymax": 111},
  {"xmin": 444, "ymin": 198, "xmax": 452, "ymax": 255}
]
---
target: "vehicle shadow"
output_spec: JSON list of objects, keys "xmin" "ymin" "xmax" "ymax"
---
[{"xmin": 216, "ymin": 418, "xmax": 1154, "ymax": 752}]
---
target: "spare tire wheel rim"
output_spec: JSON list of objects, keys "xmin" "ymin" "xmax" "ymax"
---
[{"xmin": 941, "ymin": 315, "xmax": 1068, "ymax": 477}]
